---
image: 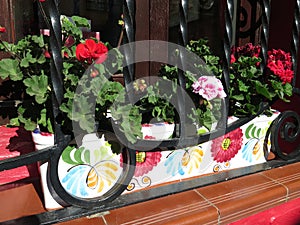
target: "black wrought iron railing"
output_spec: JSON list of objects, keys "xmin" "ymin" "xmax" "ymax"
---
[{"xmin": 1, "ymin": 0, "xmax": 300, "ymax": 224}]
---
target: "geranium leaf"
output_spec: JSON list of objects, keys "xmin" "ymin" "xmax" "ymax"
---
[
  {"xmin": 20, "ymin": 52, "xmax": 36, "ymax": 67},
  {"xmin": 284, "ymin": 83, "xmax": 293, "ymax": 96},
  {"xmin": 238, "ymin": 80, "xmax": 249, "ymax": 92},
  {"xmin": 254, "ymin": 80, "xmax": 273, "ymax": 100},
  {"xmin": 37, "ymin": 53, "xmax": 46, "ymax": 64},
  {"xmin": 9, "ymin": 118, "xmax": 20, "ymax": 127},
  {"xmin": 38, "ymin": 108, "xmax": 47, "ymax": 127},
  {"xmin": 31, "ymin": 35, "xmax": 45, "ymax": 48},
  {"xmin": 0, "ymin": 59, "xmax": 23, "ymax": 80},
  {"xmin": 231, "ymin": 94, "xmax": 244, "ymax": 101},
  {"xmin": 24, "ymin": 74, "xmax": 48, "ymax": 104}
]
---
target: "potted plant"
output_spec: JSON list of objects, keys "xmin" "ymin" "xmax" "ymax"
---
[
  {"xmin": 158, "ymin": 39, "xmax": 293, "ymax": 124},
  {"xmin": 158, "ymin": 39, "xmax": 226, "ymax": 134},
  {"xmin": 229, "ymin": 43, "xmax": 293, "ymax": 117},
  {"xmin": 0, "ymin": 14, "xmax": 143, "ymax": 209},
  {"xmin": 0, "ymin": 14, "xmax": 144, "ymax": 145}
]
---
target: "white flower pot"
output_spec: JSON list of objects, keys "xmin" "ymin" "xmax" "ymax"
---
[
  {"xmin": 31, "ymin": 131, "xmax": 60, "ymax": 210},
  {"xmin": 141, "ymin": 122, "xmax": 175, "ymax": 140}
]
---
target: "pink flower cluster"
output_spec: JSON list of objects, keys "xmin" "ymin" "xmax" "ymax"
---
[
  {"xmin": 267, "ymin": 49, "xmax": 294, "ymax": 84},
  {"xmin": 192, "ymin": 76, "xmax": 227, "ymax": 101}
]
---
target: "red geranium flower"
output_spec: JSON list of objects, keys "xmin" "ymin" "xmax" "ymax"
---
[
  {"xmin": 44, "ymin": 50, "xmax": 51, "ymax": 58},
  {"xmin": 0, "ymin": 26, "xmax": 6, "ymax": 33},
  {"xmin": 267, "ymin": 49, "xmax": 293, "ymax": 84},
  {"xmin": 76, "ymin": 39, "xmax": 108, "ymax": 64},
  {"xmin": 211, "ymin": 128, "xmax": 243, "ymax": 163}
]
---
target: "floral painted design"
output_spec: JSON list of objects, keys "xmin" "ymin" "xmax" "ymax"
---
[
  {"xmin": 127, "ymin": 176, "xmax": 152, "ymax": 191},
  {"xmin": 213, "ymin": 161, "xmax": 231, "ymax": 173},
  {"xmin": 164, "ymin": 146, "xmax": 204, "ymax": 176},
  {"xmin": 133, "ymin": 151, "xmax": 162, "ymax": 177},
  {"xmin": 60, "ymin": 135, "xmax": 120, "ymax": 198},
  {"xmin": 182, "ymin": 146, "xmax": 204, "ymax": 174},
  {"xmin": 211, "ymin": 128, "xmax": 243, "ymax": 163},
  {"xmin": 242, "ymin": 123, "xmax": 268, "ymax": 162},
  {"xmin": 164, "ymin": 151, "xmax": 185, "ymax": 176}
]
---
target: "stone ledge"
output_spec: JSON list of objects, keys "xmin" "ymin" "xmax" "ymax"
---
[{"xmin": 1, "ymin": 162, "xmax": 300, "ymax": 224}]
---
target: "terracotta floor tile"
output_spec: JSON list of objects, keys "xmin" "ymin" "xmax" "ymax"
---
[
  {"xmin": 196, "ymin": 173, "xmax": 288, "ymax": 224},
  {"xmin": 104, "ymin": 190, "xmax": 219, "ymax": 225},
  {"xmin": 260, "ymin": 162, "xmax": 300, "ymax": 200},
  {"xmin": 0, "ymin": 184, "xmax": 45, "ymax": 223}
]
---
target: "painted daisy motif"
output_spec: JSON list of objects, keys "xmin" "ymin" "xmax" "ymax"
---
[
  {"xmin": 133, "ymin": 151, "xmax": 162, "ymax": 177},
  {"xmin": 211, "ymin": 128, "xmax": 243, "ymax": 163}
]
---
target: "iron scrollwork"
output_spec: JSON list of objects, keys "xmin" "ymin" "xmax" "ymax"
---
[{"xmin": 270, "ymin": 111, "xmax": 300, "ymax": 160}]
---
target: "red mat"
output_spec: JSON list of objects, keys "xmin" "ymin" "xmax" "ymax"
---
[{"xmin": 0, "ymin": 126, "xmax": 38, "ymax": 185}]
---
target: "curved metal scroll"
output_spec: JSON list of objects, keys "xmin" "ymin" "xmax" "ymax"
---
[{"xmin": 270, "ymin": 111, "xmax": 300, "ymax": 160}]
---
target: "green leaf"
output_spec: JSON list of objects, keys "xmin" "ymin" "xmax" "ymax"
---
[
  {"xmin": 23, "ymin": 74, "xmax": 48, "ymax": 104},
  {"xmin": 71, "ymin": 16, "xmax": 91, "ymax": 29},
  {"xmin": 231, "ymin": 94, "xmax": 244, "ymax": 101},
  {"xmin": 31, "ymin": 35, "xmax": 45, "ymax": 48},
  {"xmin": 38, "ymin": 108, "xmax": 48, "ymax": 127},
  {"xmin": 284, "ymin": 83, "xmax": 293, "ymax": 96},
  {"xmin": 0, "ymin": 59, "xmax": 23, "ymax": 80},
  {"xmin": 238, "ymin": 80, "xmax": 249, "ymax": 92},
  {"xmin": 9, "ymin": 118, "xmax": 20, "ymax": 127},
  {"xmin": 47, "ymin": 118, "xmax": 53, "ymax": 133},
  {"xmin": 254, "ymin": 80, "xmax": 273, "ymax": 100},
  {"xmin": 20, "ymin": 52, "xmax": 36, "ymax": 67},
  {"xmin": 23, "ymin": 118, "xmax": 37, "ymax": 131},
  {"xmin": 37, "ymin": 53, "xmax": 46, "ymax": 64}
]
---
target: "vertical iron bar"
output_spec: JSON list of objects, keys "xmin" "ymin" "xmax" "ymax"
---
[
  {"xmin": 43, "ymin": 0, "xmax": 68, "ymax": 146},
  {"xmin": 250, "ymin": 1, "xmax": 258, "ymax": 43},
  {"xmin": 123, "ymin": 0, "xmax": 136, "ymax": 88},
  {"xmin": 291, "ymin": 0, "xmax": 300, "ymax": 87},
  {"xmin": 222, "ymin": 0, "xmax": 234, "ymax": 94},
  {"xmin": 177, "ymin": 0, "xmax": 188, "ymax": 139},
  {"xmin": 235, "ymin": 0, "xmax": 241, "ymax": 46},
  {"xmin": 44, "ymin": 0, "xmax": 63, "ymax": 106},
  {"xmin": 178, "ymin": 0, "xmax": 188, "ymax": 47},
  {"xmin": 221, "ymin": 0, "xmax": 234, "ymax": 129},
  {"xmin": 260, "ymin": 0, "xmax": 271, "ymax": 73}
]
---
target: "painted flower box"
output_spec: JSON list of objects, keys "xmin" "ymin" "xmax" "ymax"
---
[
  {"xmin": 34, "ymin": 111, "xmax": 279, "ymax": 209},
  {"xmin": 125, "ymin": 112, "xmax": 279, "ymax": 192}
]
